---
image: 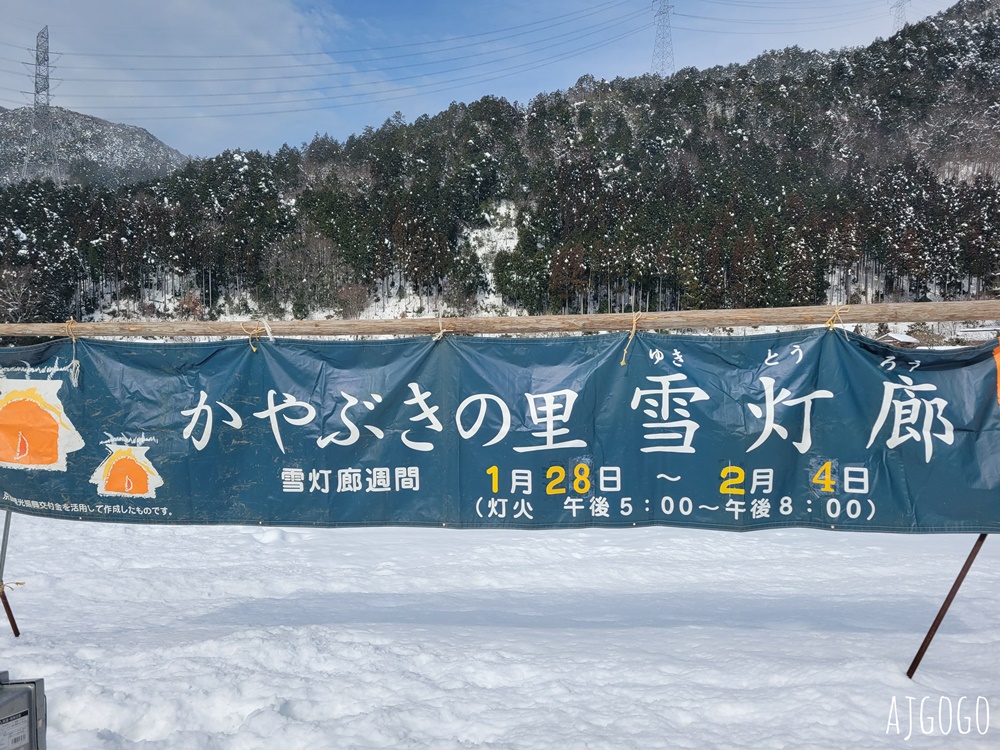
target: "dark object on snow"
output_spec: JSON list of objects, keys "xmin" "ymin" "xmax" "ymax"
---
[{"xmin": 0, "ymin": 670, "xmax": 46, "ymax": 750}]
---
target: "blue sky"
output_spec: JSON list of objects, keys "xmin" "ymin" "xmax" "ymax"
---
[{"xmin": 0, "ymin": 0, "xmax": 959, "ymax": 158}]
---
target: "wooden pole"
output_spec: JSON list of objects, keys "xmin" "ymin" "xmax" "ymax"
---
[
  {"xmin": 906, "ymin": 534, "xmax": 988, "ymax": 679},
  {"xmin": 0, "ymin": 300, "xmax": 998, "ymax": 338}
]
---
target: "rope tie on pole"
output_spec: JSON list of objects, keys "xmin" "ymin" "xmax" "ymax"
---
[
  {"xmin": 621, "ymin": 311, "xmax": 642, "ymax": 366},
  {"xmin": 240, "ymin": 319, "xmax": 273, "ymax": 352},
  {"xmin": 433, "ymin": 311, "xmax": 446, "ymax": 341},
  {"xmin": 65, "ymin": 318, "xmax": 80, "ymax": 386},
  {"xmin": 825, "ymin": 305, "xmax": 850, "ymax": 340}
]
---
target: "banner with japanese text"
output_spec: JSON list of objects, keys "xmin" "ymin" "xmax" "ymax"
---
[{"xmin": 0, "ymin": 328, "xmax": 998, "ymax": 533}]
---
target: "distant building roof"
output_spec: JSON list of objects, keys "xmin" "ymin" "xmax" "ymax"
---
[{"xmin": 876, "ymin": 332, "xmax": 920, "ymax": 347}]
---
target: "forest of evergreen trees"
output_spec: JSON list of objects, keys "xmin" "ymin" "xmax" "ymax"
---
[{"xmin": 2, "ymin": 0, "xmax": 1000, "ymax": 324}]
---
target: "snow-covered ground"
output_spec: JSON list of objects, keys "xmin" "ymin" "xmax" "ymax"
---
[{"xmin": 2, "ymin": 516, "xmax": 997, "ymax": 748}]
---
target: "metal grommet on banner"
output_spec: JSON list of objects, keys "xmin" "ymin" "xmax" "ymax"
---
[
  {"xmin": 65, "ymin": 317, "xmax": 81, "ymax": 387},
  {"xmin": 620, "ymin": 311, "xmax": 642, "ymax": 366},
  {"xmin": 825, "ymin": 305, "xmax": 850, "ymax": 340}
]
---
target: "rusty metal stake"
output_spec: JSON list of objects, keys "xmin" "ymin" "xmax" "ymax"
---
[
  {"xmin": 0, "ymin": 589, "xmax": 18, "ymax": 638},
  {"xmin": 0, "ymin": 510, "xmax": 20, "ymax": 637},
  {"xmin": 907, "ymin": 533, "xmax": 988, "ymax": 679}
]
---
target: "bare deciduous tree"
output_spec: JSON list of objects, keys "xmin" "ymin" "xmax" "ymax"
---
[{"xmin": 0, "ymin": 264, "xmax": 50, "ymax": 323}]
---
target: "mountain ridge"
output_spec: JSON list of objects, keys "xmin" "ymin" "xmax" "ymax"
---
[{"xmin": 0, "ymin": 106, "xmax": 189, "ymax": 187}]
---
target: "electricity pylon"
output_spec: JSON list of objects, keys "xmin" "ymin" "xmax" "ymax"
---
[
  {"xmin": 20, "ymin": 26, "xmax": 62, "ymax": 184},
  {"xmin": 651, "ymin": 1, "xmax": 675, "ymax": 77},
  {"xmin": 889, "ymin": 0, "xmax": 911, "ymax": 34}
]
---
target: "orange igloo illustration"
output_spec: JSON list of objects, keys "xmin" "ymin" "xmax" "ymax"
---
[
  {"xmin": 90, "ymin": 445, "xmax": 164, "ymax": 499},
  {"xmin": 0, "ymin": 379, "xmax": 85, "ymax": 471}
]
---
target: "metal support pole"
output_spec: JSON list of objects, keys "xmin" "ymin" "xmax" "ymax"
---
[
  {"xmin": 0, "ymin": 510, "xmax": 20, "ymax": 637},
  {"xmin": 0, "ymin": 511, "xmax": 11, "ymax": 581},
  {"xmin": 907, "ymin": 534, "xmax": 988, "ymax": 679}
]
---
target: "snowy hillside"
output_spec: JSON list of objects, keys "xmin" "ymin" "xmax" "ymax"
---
[{"xmin": 0, "ymin": 106, "xmax": 189, "ymax": 187}]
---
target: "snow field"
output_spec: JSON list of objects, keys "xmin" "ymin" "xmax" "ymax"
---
[{"xmin": 2, "ymin": 516, "xmax": 998, "ymax": 748}]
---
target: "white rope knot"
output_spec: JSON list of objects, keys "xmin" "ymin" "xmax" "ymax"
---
[
  {"xmin": 66, "ymin": 318, "xmax": 81, "ymax": 387},
  {"xmin": 259, "ymin": 318, "xmax": 274, "ymax": 342}
]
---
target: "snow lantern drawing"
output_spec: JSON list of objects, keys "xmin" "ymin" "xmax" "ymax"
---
[
  {"xmin": 90, "ymin": 445, "xmax": 164, "ymax": 499},
  {"xmin": 0, "ymin": 379, "xmax": 85, "ymax": 471}
]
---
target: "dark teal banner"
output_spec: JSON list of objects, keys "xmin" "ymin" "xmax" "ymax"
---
[{"xmin": 0, "ymin": 328, "xmax": 998, "ymax": 532}]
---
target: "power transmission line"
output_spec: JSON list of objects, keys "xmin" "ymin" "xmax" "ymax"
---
[
  {"xmin": 0, "ymin": 4, "xmax": 651, "ymax": 115},
  {"xmin": 4, "ymin": 0, "xmax": 637, "ymax": 62},
  {"xmin": 0, "ymin": 0, "xmax": 958, "ymax": 130},
  {"xmin": 118, "ymin": 24, "xmax": 655, "ymax": 121},
  {"xmin": 0, "ymin": 8, "xmax": 653, "ymax": 118},
  {"xmin": 38, "ymin": 13, "xmax": 648, "ymax": 106},
  {"xmin": 26, "ymin": 8, "xmax": 651, "ymax": 84},
  {"xmin": 675, "ymin": 9, "xmax": 889, "ymax": 26}
]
